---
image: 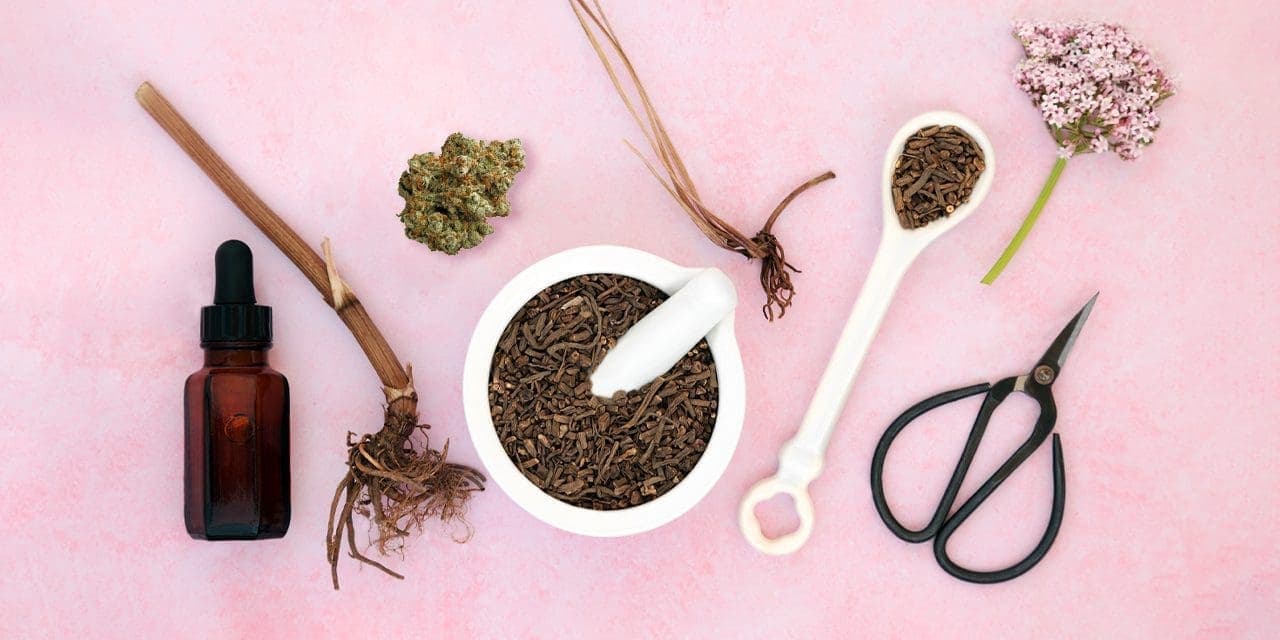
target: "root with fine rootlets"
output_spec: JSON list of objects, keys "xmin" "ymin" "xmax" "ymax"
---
[
  {"xmin": 570, "ymin": 0, "xmax": 835, "ymax": 320},
  {"xmin": 325, "ymin": 405, "xmax": 486, "ymax": 590}
]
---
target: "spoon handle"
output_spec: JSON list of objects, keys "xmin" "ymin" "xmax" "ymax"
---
[
  {"xmin": 788, "ymin": 241, "xmax": 914, "ymax": 467},
  {"xmin": 740, "ymin": 239, "xmax": 915, "ymax": 554}
]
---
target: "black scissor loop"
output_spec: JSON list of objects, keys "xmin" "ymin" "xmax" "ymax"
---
[
  {"xmin": 870, "ymin": 377, "xmax": 1066, "ymax": 584},
  {"xmin": 870, "ymin": 382, "xmax": 991, "ymax": 542}
]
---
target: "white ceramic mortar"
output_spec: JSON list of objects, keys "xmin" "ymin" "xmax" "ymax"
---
[{"xmin": 463, "ymin": 245, "xmax": 746, "ymax": 536}]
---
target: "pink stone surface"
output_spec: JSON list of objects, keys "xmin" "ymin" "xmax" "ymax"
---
[{"xmin": 2, "ymin": 1, "xmax": 1277, "ymax": 637}]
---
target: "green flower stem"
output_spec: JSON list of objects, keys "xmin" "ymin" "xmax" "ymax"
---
[{"xmin": 981, "ymin": 156, "xmax": 1068, "ymax": 285}]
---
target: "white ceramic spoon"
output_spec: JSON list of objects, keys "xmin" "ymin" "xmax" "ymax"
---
[{"xmin": 739, "ymin": 111, "xmax": 996, "ymax": 555}]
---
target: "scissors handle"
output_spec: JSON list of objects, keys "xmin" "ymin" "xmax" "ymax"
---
[
  {"xmin": 871, "ymin": 382, "xmax": 992, "ymax": 542},
  {"xmin": 870, "ymin": 377, "xmax": 1065, "ymax": 583},
  {"xmin": 935, "ymin": 433, "xmax": 1064, "ymax": 583}
]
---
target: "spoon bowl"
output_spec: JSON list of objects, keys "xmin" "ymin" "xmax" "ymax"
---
[{"xmin": 877, "ymin": 110, "xmax": 996, "ymax": 258}]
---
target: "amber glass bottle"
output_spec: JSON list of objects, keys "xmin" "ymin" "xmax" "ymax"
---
[{"xmin": 184, "ymin": 240, "xmax": 290, "ymax": 540}]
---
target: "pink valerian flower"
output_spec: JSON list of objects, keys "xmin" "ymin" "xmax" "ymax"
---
[
  {"xmin": 1013, "ymin": 20, "xmax": 1176, "ymax": 160},
  {"xmin": 983, "ymin": 19, "xmax": 1178, "ymax": 284}
]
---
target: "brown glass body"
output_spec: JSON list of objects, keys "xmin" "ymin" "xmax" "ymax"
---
[{"xmin": 184, "ymin": 345, "xmax": 290, "ymax": 540}]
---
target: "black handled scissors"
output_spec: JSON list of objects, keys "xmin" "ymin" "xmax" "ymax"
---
[{"xmin": 870, "ymin": 294, "xmax": 1097, "ymax": 584}]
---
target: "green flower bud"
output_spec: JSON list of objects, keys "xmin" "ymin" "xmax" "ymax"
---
[{"xmin": 397, "ymin": 133, "xmax": 525, "ymax": 255}]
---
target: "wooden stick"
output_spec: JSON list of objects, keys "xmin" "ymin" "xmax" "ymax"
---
[{"xmin": 135, "ymin": 82, "xmax": 412, "ymax": 411}]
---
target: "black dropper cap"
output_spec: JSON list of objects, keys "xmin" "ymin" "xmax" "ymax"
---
[{"xmin": 201, "ymin": 240, "xmax": 272, "ymax": 346}]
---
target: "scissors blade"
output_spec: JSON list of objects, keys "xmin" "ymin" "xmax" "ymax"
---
[{"xmin": 1037, "ymin": 292, "xmax": 1099, "ymax": 373}]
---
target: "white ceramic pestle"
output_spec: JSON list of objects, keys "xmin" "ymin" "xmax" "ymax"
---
[
  {"xmin": 738, "ymin": 111, "xmax": 996, "ymax": 555},
  {"xmin": 590, "ymin": 268, "xmax": 737, "ymax": 398}
]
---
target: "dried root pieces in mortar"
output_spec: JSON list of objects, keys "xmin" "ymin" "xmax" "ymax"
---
[
  {"xmin": 570, "ymin": 0, "xmax": 836, "ymax": 320},
  {"xmin": 488, "ymin": 274, "xmax": 718, "ymax": 510}
]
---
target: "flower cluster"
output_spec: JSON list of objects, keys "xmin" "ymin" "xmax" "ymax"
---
[{"xmin": 1013, "ymin": 20, "xmax": 1175, "ymax": 160}]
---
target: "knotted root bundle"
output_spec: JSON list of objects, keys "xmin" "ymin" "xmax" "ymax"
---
[
  {"xmin": 571, "ymin": 0, "xmax": 835, "ymax": 320},
  {"xmin": 325, "ymin": 371, "xmax": 485, "ymax": 588}
]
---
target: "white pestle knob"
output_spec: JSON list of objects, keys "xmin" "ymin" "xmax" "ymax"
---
[{"xmin": 590, "ymin": 268, "xmax": 737, "ymax": 398}]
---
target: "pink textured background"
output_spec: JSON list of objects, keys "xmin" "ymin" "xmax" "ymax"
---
[{"xmin": 2, "ymin": 1, "xmax": 1277, "ymax": 637}]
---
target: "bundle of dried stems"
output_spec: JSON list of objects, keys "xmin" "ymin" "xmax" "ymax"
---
[
  {"xmin": 570, "ymin": 0, "xmax": 835, "ymax": 320},
  {"xmin": 136, "ymin": 82, "xmax": 484, "ymax": 590}
]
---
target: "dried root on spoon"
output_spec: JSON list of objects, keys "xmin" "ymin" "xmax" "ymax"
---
[
  {"xmin": 135, "ymin": 82, "xmax": 485, "ymax": 590},
  {"xmin": 891, "ymin": 126, "xmax": 985, "ymax": 230}
]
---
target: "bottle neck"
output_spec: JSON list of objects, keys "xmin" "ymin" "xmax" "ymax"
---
[{"xmin": 203, "ymin": 344, "xmax": 270, "ymax": 367}]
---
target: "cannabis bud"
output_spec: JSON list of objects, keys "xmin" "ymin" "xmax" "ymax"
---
[{"xmin": 397, "ymin": 133, "xmax": 525, "ymax": 255}]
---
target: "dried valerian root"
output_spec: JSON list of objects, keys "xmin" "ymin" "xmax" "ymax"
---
[
  {"xmin": 891, "ymin": 125, "xmax": 985, "ymax": 229},
  {"xmin": 488, "ymin": 274, "xmax": 717, "ymax": 510},
  {"xmin": 571, "ymin": 0, "xmax": 835, "ymax": 320},
  {"xmin": 325, "ymin": 395, "xmax": 485, "ymax": 589}
]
